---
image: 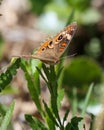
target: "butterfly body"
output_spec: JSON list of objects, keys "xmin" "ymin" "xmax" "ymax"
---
[{"xmin": 13, "ymin": 22, "xmax": 77, "ymax": 64}]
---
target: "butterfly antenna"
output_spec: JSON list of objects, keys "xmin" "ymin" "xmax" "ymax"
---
[
  {"xmin": 66, "ymin": 53, "xmax": 77, "ymax": 59},
  {"xmin": 59, "ymin": 53, "xmax": 77, "ymax": 61},
  {"xmin": 57, "ymin": 53, "xmax": 77, "ymax": 64}
]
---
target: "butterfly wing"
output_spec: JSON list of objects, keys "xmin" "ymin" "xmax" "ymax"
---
[
  {"xmin": 32, "ymin": 39, "xmax": 59, "ymax": 64},
  {"xmin": 33, "ymin": 22, "xmax": 77, "ymax": 64},
  {"xmin": 14, "ymin": 22, "xmax": 77, "ymax": 64},
  {"xmin": 53, "ymin": 22, "xmax": 77, "ymax": 58}
]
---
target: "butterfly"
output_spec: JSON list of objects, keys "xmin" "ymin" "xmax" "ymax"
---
[{"xmin": 13, "ymin": 22, "xmax": 77, "ymax": 64}]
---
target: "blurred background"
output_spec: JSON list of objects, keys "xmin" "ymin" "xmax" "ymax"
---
[{"xmin": 0, "ymin": 0, "xmax": 104, "ymax": 130}]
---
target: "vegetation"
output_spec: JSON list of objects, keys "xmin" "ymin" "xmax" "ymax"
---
[{"xmin": 0, "ymin": 0, "xmax": 104, "ymax": 129}]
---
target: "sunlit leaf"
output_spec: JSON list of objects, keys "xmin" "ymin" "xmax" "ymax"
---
[
  {"xmin": 0, "ymin": 58, "xmax": 21, "ymax": 92},
  {"xmin": 25, "ymin": 114, "xmax": 48, "ymax": 130},
  {"xmin": 20, "ymin": 60, "xmax": 42, "ymax": 112},
  {"xmin": 43, "ymin": 100, "xmax": 59, "ymax": 127},
  {"xmin": 0, "ymin": 101, "xmax": 15, "ymax": 130}
]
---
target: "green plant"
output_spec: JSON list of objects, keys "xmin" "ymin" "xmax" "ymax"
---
[
  {"xmin": 0, "ymin": 58, "xmax": 21, "ymax": 92},
  {"xmin": 63, "ymin": 56, "xmax": 102, "ymax": 100},
  {"xmin": 20, "ymin": 59, "xmax": 83, "ymax": 130},
  {"xmin": 0, "ymin": 101, "xmax": 15, "ymax": 130},
  {"xmin": 0, "ymin": 58, "xmax": 83, "ymax": 130},
  {"xmin": 29, "ymin": 0, "xmax": 52, "ymax": 15}
]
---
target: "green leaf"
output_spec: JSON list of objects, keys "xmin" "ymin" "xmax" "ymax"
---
[
  {"xmin": 50, "ymin": 65, "xmax": 56, "ymax": 80},
  {"xmin": 20, "ymin": 60, "xmax": 42, "ymax": 112},
  {"xmin": 42, "ymin": 64, "xmax": 50, "ymax": 81},
  {"xmin": 37, "ymin": 64, "xmax": 62, "ymax": 127},
  {"xmin": 81, "ymin": 83, "xmax": 94, "ymax": 116},
  {"xmin": 68, "ymin": 116, "xmax": 83, "ymax": 130},
  {"xmin": 63, "ymin": 109, "xmax": 70, "ymax": 125},
  {"xmin": 42, "ymin": 65, "xmax": 62, "ymax": 126},
  {"xmin": 57, "ymin": 89, "xmax": 64, "ymax": 110},
  {"xmin": 25, "ymin": 114, "xmax": 48, "ymax": 130},
  {"xmin": 65, "ymin": 116, "xmax": 83, "ymax": 130},
  {"xmin": 65, "ymin": 122, "xmax": 72, "ymax": 130},
  {"xmin": 72, "ymin": 87, "xmax": 78, "ymax": 116},
  {"xmin": 0, "ymin": 101, "xmax": 15, "ymax": 130},
  {"xmin": 48, "ymin": 66, "xmax": 62, "ymax": 126},
  {"xmin": 63, "ymin": 56, "xmax": 102, "ymax": 99},
  {"xmin": 43, "ymin": 100, "xmax": 59, "ymax": 127},
  {"xmin": 66, "ymin": 0, "xmax": 91, "ymax": 11},
  {"xmin": 79, "ymin": 83, "xmax": 94, "ymax": 130},
  {"xmin": 66, "ymin": 10, "xmax": 75, "ymax": 26},
  {"xmin": 71, "ymin": 116, "xmax": 83, "ymax": 126},
  {"xmin": 46, "ymin": 116, "xmax": 55, "ymax": 130},
  {"xmin": 36, "ymin": 66, "xmax": 48, "ymax": 84},
  {"xmin": 50, "ymin": 95, "xmax": 59, "ymax": 121},
  {"xmin": 57, "ymin": 66, "xmax": 64, "ymax": 88},
  {"xmin": 56, "ymin": 66, "xmax": 63, "ymax": 80},
  {"xmin": 89, "ymin": 113, "xmax": 95, "ymax": 130},
  {"xmin": 30, "ymin": 59, "xmax": 42, "ymax": 96},
  {"xmin": 30, "ymin": 0, "xmax": 52, "ymax": 15},
  {"xmin": 0, "ymin": 58, "xmax": 21, "ymax": 92},
  {"xmin": 25, "ymin": 114, "xmax": 36, "ymax": 129}
]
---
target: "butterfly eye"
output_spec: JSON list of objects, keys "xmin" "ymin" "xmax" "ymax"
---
[{"xmin": 58, "ymin": 35, "xmax": 63, "ymax": 40}]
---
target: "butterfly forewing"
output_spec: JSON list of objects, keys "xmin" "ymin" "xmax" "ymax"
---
[
  {"xmin": 54, "ymin": 22, "xmax": 77, "ymax": 57},
  {"xmin": 13, "ymin": 22, "xmax": 77, "ymax": 64}
]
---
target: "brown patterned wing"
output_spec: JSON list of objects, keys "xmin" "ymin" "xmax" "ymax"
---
[
  {"xmin": 13, "ymin": 22, "xmax": 77, "ymax": 65},
  {"xmin": 53, "ymin": 22, "xmax": 77, "ymax": 58}
]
